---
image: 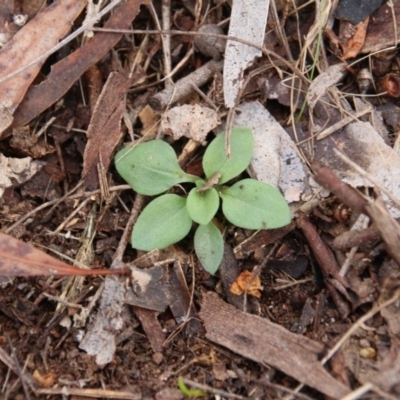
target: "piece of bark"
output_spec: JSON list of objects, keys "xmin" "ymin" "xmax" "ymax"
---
[
  {"xmin": 361, "ymin": 0, "xmax": 400, "ymax": 54},
  {"xmin": 79, "ymin": 277, "xmax": 127, "ymax": 365},
  {"xmin": 199, "ymin": 292, "xmax": 350, "ymax": 399},
  {"xmin": 148, "ymin": 59, "xmax": 223, "ymax": 111},
  {"xmin": 166, "ymin": 263, "xmax": 203, "ymax": 336},
  {"xmin": 11, "ymin": 0, "xmax": 149, "ymax": 129},
  {"xmin": 132, "ymin": 306, "xmax": 165, "ymax": 353},
  {"xmin": 82, "ymin": 72, "xmax": 131, "ymax": 190},
  {"xmin": 335, "ymin": 0, "xmax": 384, "ymax": 25},
  {"xmin": 124, "ymin": 265, "xmax": 170, "ymax": 312}
]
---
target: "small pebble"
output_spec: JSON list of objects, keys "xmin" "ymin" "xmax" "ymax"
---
[
  {"xmin": 360, "ymin": 347, "xmax": 376, "ymax": 359},
  {"xmin": 152, "ymin": 351, "xmax": 164, "ymax": 365}
]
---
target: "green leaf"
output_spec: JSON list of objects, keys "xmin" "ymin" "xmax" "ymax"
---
[
  {"xmin": 194, "ymin": 222, "xmax": 224, "ymax": 275},
  {"xmin": 203, "ymin": 127, "xmax": 253, "ymax": 184},
  {"xmin": 186, "ymin": 187, "xmax": 219, "ymax": 225},
  {"xmin": 220, "ymin": 179, "xmax": 291, "ymax": 230},
  {"xmin": 131, "ymin": 194, "xmax": 192, "ymax": 250},
  {"xmin": 115, "ymin": 141, "xmax": 197, "ymax": 196},
  {"xmin": 195, "ymin": 179, "xmax": 206, "ymax": 188}
]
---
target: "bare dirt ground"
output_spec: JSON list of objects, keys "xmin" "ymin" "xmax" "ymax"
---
[{"xmin": 1, "ymin": 1, "xmax": 400, "ymax": 399}]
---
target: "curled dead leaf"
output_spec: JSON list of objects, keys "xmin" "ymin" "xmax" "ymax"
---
[
  {"xmin": 33, "ymin": 370, "xmax": 56, "ymax": 388},
  {"xmin": 341, "ymin": 17, "xmax": 369, "ymax": 61},
  {"xmin": 378, "ymin": 73, "xmax": 400, "ymax": 98},
  {"xmin": 230, "ymin": 270, "xmax": 263, "ymax": 298}
]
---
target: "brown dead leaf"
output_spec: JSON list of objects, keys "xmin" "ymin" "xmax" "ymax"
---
[
  {"xmin": 82, "ymin": 72, "xmax": 131, "ymax": 190},
  {"xmin": 0, "ymin": 232, "xmax": 127, "ymax": 277},
  {"xmin": 0, "ymin": 0, "xmax": 87, "ymax": 136},
  {"xmin": 11, "ymin": 0, "xmax": 150, "ymax": 131},
  {"xmin": 139, "ymin": 104, "xmax": 161, "ymax": 138},
  {"xmin": 341, "ymin": 17, "xmax": 369, "ymax": 61},
  {"xmin": 229, "ymin": 270, "xmax": 263, "ymax": 298}
]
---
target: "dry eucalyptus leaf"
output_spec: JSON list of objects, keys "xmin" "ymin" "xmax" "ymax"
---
[
  {"xmin": 223, "ymin": 0, "xmax": 269, "ymax": 107},
  {"xmin": 161, "ymin": 104, "xmax": 220, "ymax": 144},
  {"xmin": 234, "ymin": 101, "xmax": 310, "ymax": 203},
  {"xmin": 0, "ymin": 0, "xmax": 87, "ymax": 136},
  {"xmin": 82, "ymin": 72, "xmax": 130, "ymax": 190}
]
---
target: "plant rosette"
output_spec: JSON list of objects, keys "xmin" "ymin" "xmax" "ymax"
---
[{"xmin": 115, "ymin": 127, "xmax": 291, "ymax": 274}]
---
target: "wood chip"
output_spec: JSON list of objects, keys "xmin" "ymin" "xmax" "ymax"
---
[{"xmin": 199, "ymin": 292, "xmax": 350, "ymax": 399}]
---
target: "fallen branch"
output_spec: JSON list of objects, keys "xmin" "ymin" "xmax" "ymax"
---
[
  {"xmin": 313, "ymin": 161, "xmax": 400, "ymax": 267},
  {"xmin": 148, "ymin": 59, "xmax": 223, "ymax": 111}
]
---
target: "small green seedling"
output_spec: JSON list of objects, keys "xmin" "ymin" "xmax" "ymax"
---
[
  {"xmin": 115, "ymin": 127, "xmax": 291, "ymax": 274},
  {"xmin": 177, "ymin": 376, "xmax": 207, "ymax": 397}
]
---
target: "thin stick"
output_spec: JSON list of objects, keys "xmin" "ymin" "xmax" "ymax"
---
[
  {"xmin": 273, "ymin": 277, "xmax": 312, "ymax": 291},
  {"xmin": 161, "ymin": 0, "xmax": 172, "ymax": 88},
  {"xmin": 42, "ymin": 293, "xmax": 84, "ymax": 309},
  {"xmin": 6, "ymin": 336, "xmax": 33, "ymax": 400},
  {"xmin": 36, "ymin": 387, "xmax": 140, "ymax": 399},
  {"xmin": 112, "ymin": 194, "xmax": 145, "ymax": 264},
  {"xmin": 52, "ymin": 197, "xmax": 91, "ymax": 235},
  {"xmin": 316, "ymin": 105, "xmax": 373, "ymax": 140},
  {"xmin": 148, "ymin": 59, "xmax": 223, "ymax": 111}
]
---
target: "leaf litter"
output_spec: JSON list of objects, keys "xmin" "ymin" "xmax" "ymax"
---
[{"xmin": 1, "ymin": 0, "xmax": 400, "ymax": 399}]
